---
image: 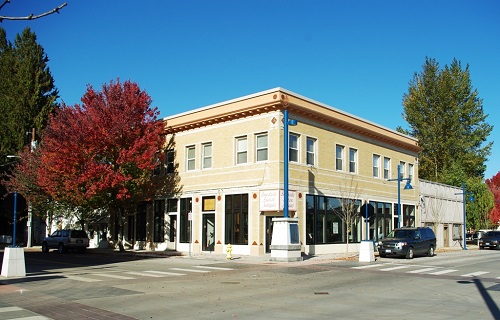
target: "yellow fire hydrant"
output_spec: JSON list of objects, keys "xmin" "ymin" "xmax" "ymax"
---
[{"xmin": 226, "ymin": 243, "xmax": 233, "ymax": 260}]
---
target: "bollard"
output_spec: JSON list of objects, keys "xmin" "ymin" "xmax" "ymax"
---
[{"xmin": 226, "ymin": 243, "xmax": 233, "ymax": 260}]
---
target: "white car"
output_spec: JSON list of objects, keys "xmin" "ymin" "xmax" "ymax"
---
[{"xmin": 42, "ymin": 229, "xmax": 89, "ymax": 253}]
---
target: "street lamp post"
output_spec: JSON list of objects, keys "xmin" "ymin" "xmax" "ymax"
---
[
  {"xmin": 283, "ymin": 108, "xmax": 297, "ymax": 218},
  {"xmin": 269, "ymin": 107, "xmax": 301, "ymax": 262},
  {"xmin": 1, "ymin": 155, "xmax": 26, "ymax": 277},
  {"xmin": 388, "ymin": 164, "xmax": 413, "ymax": 228},
  {"xmin": 455, "ymin": 182, "xmax": 474, "ymax": 250}
]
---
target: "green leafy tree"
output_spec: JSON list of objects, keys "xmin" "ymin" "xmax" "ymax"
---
[
  {"xmin": 0, "ymin": 27, "xmax": 58, "ymax": 165},
  {"xmin": 465, "ymin": 177, "xmax": 494, "ymax": 231},
  {"xmin": 400, "ymin": 57, "xmax": 493, "ymax": 184}
]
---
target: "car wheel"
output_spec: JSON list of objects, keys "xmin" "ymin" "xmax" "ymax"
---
[
  {"xmin": 42, "ymin": 242, "xmax": 49, "ymax": 253},
  {"xmin": 379, "ymin": 253, "xmax": 386, "ymax": 258},
  {"xmin": 406, "ymin": 247, "xmax": 414, "ymax": 259},
  {"xmin": 58, "ymin": 243, "xmax": 65, "ymax": 254},
  {"xmin": 427, "ymin": 246, "xmax": 435, "ymax": 257}
]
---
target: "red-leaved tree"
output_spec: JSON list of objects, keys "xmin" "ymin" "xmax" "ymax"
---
[
  {"xmin": 486, "ymin": 171, "xmax": 500, "ymax": 227},
  {"xmin": 36, "ymin": 79, "xmax": 165, "ymax": 248}
]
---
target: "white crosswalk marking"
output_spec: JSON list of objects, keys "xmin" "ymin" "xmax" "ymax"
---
[
  {"xmin": 428, "ymin": 269, "xmax": 458, "ymax": 275},
  {"xmin": 145, "ymin": 270, "xmax": 186, "ymax": 276},
  {"xmin": 171, "ymin": 267, "xmax": 211, "ymax": 273},
  {"xmin": 0, "ymin": 306, "xmax": 51, "ymax": 319},
  {"xmin": 352, "ymin": 264, "xmax": 388, "ymax": 269},
  {"xmin": 125, "ymin": 271, "xmax": 164, "ymax": 277},
  {"xmin": 406, "ymin": 267, "xmax": 437, "ymax": 274},
  {"xmin": 93, "ymin": 273, "xmax": 136, "ymax": 280},
  {"xmin": 461, "ymin": 271, "xmax": 489, "ymax": 277},
  {"xmin": 0, "ymin": 306, "xmax": 23, "ymax": 313},
  {"xmin": 66, "ymin": 275, "xmax": 102, "ymax": 282},
  {"xmin": 380, "ymin": 265, "xmax": 410, "ymax": 271},
  {"xmin": 195, "ymin": 265, "xmax": 235, "ymax": 271}
]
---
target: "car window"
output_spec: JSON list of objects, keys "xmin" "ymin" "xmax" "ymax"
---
[
  {"xmin": 393, "ymin": 230, "xmax": 413, "ymax": 238},
  {"xmin": 61, "ymin": 230, "xmax": 69, "ymax": 237},
  {"xmin": 51, "ymin": 231, "xmax": 60, "ymax": 237}
]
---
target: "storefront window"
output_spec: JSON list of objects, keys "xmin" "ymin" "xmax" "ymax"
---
[
  {"xmin": 225, "ymin": 194, "xmax": 248, "ymax": 245},
  {"xmin": 306, "ymin": 194, "xmax": 361, "ymax": 245}
]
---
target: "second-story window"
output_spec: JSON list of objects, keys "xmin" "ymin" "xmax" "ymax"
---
[
  {"xmin": 383, "ymin": 157, "xmax": 390, "ymax": 179},
  {"xmin": 166, "ymin": 149, "xmax": 175, "ymax": 174},
  {"xmin": 349, "ymin": 148, "xmax": 357, "ymax": 173},
  {"xmin": 373, "ymin": 154, "xmax": 380, "ymax": 178},
  {"xmin": 186, "ymin": 146, "xmax": 195, "ymax": 171},
  {"xmin": 399, "ymin": 161, "xmax": 406, "ymax": 179},
  {"xmin": 236, "ymin": 136, "xmax": 247, "ymax": 164},
  {"xmin": 336, "ymin": 145, "xmax": 344, "ymax": 171},
  {"xmin": 289, "ymin": 133, "xmax": 299, "ymax": 162},
  {"xmin": 256, "ymin": 133, "xmax": 268, "ymax": 162},
  {"xmin": 408, "ymin": 163, "xmax": 414, "ymax": 182},
  {"xmin": 306, "ymin": 137, "xmax": 316, "ymax": 166},
  {"xmin": 202, "ymin": 143, "xmax": 212, "ymax": 169}
]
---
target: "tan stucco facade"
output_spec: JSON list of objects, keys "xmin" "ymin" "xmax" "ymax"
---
[{"xmin": 145, "ymin": 88, "xmax": 422, "ymax": 256}]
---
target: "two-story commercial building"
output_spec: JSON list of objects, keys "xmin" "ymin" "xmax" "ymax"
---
[{"xmin": 113, "ymin": 88, "xmax": 422, "ymax": 256}]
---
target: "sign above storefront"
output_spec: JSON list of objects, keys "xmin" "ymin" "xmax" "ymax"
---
[{"xmin": 259, "ymin": 189, "xmax": 297, "ymax": 212}]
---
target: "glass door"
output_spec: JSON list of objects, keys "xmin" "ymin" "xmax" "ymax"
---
[{"xmin": 202, "ymin": 214, "xmax": 215, "ymax": 251}]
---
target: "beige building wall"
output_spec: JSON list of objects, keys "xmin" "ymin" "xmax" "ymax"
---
[{"xmin": 152, "ymin": 88, "xmax": 421, "ymax": 256}]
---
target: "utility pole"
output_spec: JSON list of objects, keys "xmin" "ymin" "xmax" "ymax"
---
[{"xmin": 26, "ymin": 128, "xmax": 35, "ymax": 247}]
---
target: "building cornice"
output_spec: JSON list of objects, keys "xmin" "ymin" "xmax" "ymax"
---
[{"xmin": 163, "ymin": 88, "xmax": 421, "ymax": 153}]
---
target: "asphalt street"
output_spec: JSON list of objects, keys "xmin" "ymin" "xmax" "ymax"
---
[{"xmin": 1, "ymin": 246, "xmax": 499, "ymax": 320}]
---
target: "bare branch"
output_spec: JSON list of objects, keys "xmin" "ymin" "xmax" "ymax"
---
[{"xmin": 0, "ymin": 2, "xmax": 67, "ymax": 22}]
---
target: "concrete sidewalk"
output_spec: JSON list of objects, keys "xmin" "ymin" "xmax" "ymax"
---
[{"xmin": 8, "ymin": 243, "xmax": 479, "ymax": 265}]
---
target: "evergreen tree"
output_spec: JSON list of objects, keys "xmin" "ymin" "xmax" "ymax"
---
[
  {"xmin": 401, "ymin": 57, "xmax": 493, "ymax": 185},
  {"xmin": 0, "ymin": 27, "xmax": 58, "ymax": 165}
]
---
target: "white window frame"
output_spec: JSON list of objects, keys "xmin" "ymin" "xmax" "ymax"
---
[
  {"xmin": 349, "ymin": 148, "xmax": 357, "ymax": 174},
  {"xmin": 306, "ymin": 137, "xmax": 316, "ymax": 166},
  {"xmin": 236, "ymin": 136, "xmax": 248, "ymax": 165},
  {"xmin": 186, "ymin": 145, "xmax": 195, "ymax": 171},
  {"xmin": 289, "ymin": 133, "xmax": 300, "ymax": 163},
  {"xmin": 373, "ymin": 154, "xmax": 380, "ymax": 178},
  {"xmin": 202, "ymin": 142, "xmax": 212, "ymax": 169},
  {"xmin": 399, "ymin": 161, "xmax": 406, "ymax": 179},
  {"xmin": 336, "ymin": 145, "xmax": 344, "ymax": 171},
  {"xmin": 383, "ymin": 157, "xmax": 391, "ymax": 179},
  {"xmin": 408, "ymin": 163, "xmax": 414, "ymax": 182},
  {"xmin": 255, "ymin": 133, "xmax": 268, "ymax": 162}
]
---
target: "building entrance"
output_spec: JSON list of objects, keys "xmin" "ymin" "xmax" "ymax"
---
[{"xmin": 202, "ymin": 214, "xmax": 215, "ymax": 251}]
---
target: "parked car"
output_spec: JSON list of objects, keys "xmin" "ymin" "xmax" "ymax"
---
[
  {"xmin": 42, "ymin": 229, "xmax": 89, "ymax": 253},
  {"xmin": 378, "ymin": 227, "xmax": 436, "ymax": 259},
  {"xmin": 478, "ymin": 231, "xmax": 500, "ymax": 250}
]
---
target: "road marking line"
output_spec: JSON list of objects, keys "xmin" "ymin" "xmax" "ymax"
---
[
  {"xmin": 352, "ymin": 264, "xmax": 388, "ymax": 269},
  {"xmin": 195, "ymin": 266, "xmax": 235, "ymax": 271},
  {"xmin": 380, "ymin": 266, "xmax": 410, "ymax": 271},
  {"xmin": 0, "ymin": 306, "xmax": 23, "ymax": 313},
  {"xmin": 145, "ymin": 270, "xmax": 186, "ymax": 276},
  {"xmin": 93, "ymin": 273, "xmax": 136, "ymax": 280},
  {"xmin": 406, "ymin": 268, "xmax": 437, "ymax": 274},
  {"xmin": 11, "ymin": 316, "xmax": 51, "ymax": 320},
  {"xmin": 461, "ymin": 271, "xmax": 489, "ymax": 277},
  {"xmin": 65, "ymin": 275, "xmax": 102, "ymax": 282},
  {"xmin": 170, "ymin": 268, "xmax": 211, "ymax": 273},
  {"xmin": 428, "ymin": 269, "xmax": 458, "ymax": 275},
  {"xmin": 125, "ymin": 271, "xmax": 164, "ymax": 278}
]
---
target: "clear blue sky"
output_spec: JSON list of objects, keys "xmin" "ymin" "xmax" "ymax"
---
[{"xmin": 3, "ymin": 0, "xmax": 499, "ymax": 179}]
